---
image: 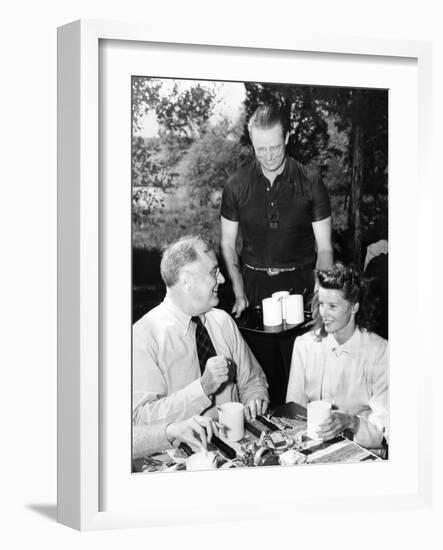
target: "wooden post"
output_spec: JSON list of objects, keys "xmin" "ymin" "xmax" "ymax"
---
[{"xmin": 350, "ymin": 125, "xmax": 363, "ymax": 268}]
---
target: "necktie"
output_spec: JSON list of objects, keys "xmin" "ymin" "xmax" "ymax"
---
[{"xmin": 191, "ymin": 316, "xmax": 217, "ymax": 374}]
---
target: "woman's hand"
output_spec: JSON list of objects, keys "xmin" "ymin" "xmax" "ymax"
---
[
  {"xmin": 315, "ymin": 411, "xmax": 357, "ymax": 441},
  {"xmin": 166, "ymin": 415, "xmax": 218, "ymax": 451}
]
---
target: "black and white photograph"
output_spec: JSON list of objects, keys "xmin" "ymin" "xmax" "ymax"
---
[
  {"xmin": 131, "ymin": 76, "xmax": 389, "ymax": 473},
  {"xmin": 3, "ymin": 0, "xmax": 440, "ymax": 542}
]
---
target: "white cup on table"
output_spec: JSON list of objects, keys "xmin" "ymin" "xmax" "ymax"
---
[
  {"xmin": 307, "ymin": 400, "xmax": 332, "ymax": 441},
  {"xmin": 262, "ymin": 297, "xmax": 283, "ymax": 326},
  {"xmin": 284, "ymin": 294, "xmax": 304, "ymax": 325},
  {"xmin": 218, "ymin": 402, "xmax": 245, "ymax": 441},
  {"xmin": 272, "ymin": 290, "xmax": 290, "ymax": 320}
]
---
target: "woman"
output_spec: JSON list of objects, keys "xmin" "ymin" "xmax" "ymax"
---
[{"xmin": 286, "ymin": 263, "xmax": 388, "ymax": 451}]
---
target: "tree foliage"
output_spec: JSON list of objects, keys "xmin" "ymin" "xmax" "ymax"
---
[
  {"xmin": 156, "ymin": 83, "xmax": 217, "ymax": 143},
  {"xmin": 131, "ymin": 78, "xmax": 219, "ymax": 226},
  {"xmin": 132, "ymin": 77, "xmax": 162, "ymax": 133},
  {"xmin": 132, "ymin": 77, "xmax": 217, "ymax": 143},
  {"xmin": 178, "ymin": 119, "xmax": 252, "ymax": 206}
]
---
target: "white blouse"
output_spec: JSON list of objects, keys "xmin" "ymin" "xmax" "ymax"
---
[{"xmin": 286, "ymin": 328, "xmax": 388, "ymax": 449}]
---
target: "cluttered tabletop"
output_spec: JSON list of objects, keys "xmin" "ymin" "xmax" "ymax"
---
[{"xmin": 133, "ymin": 402, "xmax": 380, "ymax": 474}]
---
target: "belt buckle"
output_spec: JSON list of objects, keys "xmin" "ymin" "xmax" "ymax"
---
[{"xmin": 266, "ymin": 268, "xmax": 280, "ymax": 276}]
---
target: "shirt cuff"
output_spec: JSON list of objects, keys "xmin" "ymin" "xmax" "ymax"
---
[{"xmin": 190, "ymin": 378, "xmax": 213, "ymax": 408}]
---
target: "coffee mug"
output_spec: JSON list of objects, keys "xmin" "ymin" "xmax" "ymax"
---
[
  {"xmin": 272, "ymin": 291, "xmax": 290, "ymax": 320},
  {"xmin": 262, "ymin": 297, "xmax": 282, "ymax": 326},
  {"xmin": 218, "ymin": 401, "xmax": 245, "ymax": 441},
  {"xmin": 307, "ymin": 400, "xmax": 332, "ymax": 441},
  {"xmin": 284, "ymin": 294, "xmax": 304, "ymax": 325}
]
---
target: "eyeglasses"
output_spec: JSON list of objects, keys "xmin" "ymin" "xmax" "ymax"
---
[
  {"xmin": 254, "ymin": 144, "xmax": 285, "ymax": 158},
  {"xmin": 185, "ymin": 266, "xmax": 221, "ymax": 280}
]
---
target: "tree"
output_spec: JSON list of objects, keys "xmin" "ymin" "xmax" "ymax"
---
[
  {"xmin": 132, "ymin": 77, "xmax": 218, "ymax": 154},
  {"xmin": 156, "ymin": 83, "xmax": 217, "ymax": 142},
  {"xmin": 132, "ymin": 77, "xmax": 162, "ymax": 133},
  {"xmin": 131, "ymin": 78, "xmax": 219, "ymax": 227},
  {"xmin": 336, "ymin": 88, "xmax": 388, "ymax": 266},
  {"xmin": 175, "ymin": 119, "xmax": 252, "ymax": 243},
  {"xmin": 132, "ymin": 136, "xmax": 174, "ymax": 225},
  {"xmin": 178, "ymin": 118, "xmax": 252, "ymax": 206}
]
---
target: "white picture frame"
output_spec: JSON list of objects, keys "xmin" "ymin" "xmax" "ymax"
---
[{"xmin": 57, "ymin": 19, "xmax": 433, "ymax": 531}]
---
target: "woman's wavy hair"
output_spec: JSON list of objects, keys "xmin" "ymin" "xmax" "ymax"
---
[{"xmin": 311, "ymin": 262, "xmax": 377, "ymax": 338}]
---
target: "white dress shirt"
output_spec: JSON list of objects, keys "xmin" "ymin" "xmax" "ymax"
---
[
  {"xmin": 133, "ymin": 297, "xmax": 268, "ymax": 425},
  {"xmin": 286, "ymin": 328, "xmax": 388, "ymax": 448}
]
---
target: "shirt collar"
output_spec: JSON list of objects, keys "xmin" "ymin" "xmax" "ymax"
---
[
  {"xmin": 325, "ymin": 327, "xmax": 363, "ymax": 356},
  {"xmin": 162, "ymin": 296, "xmax": 208, "ymax": 336},
  {"xmin": 253, "ymin": 157, "xmax": 289, "ymax": 183}
]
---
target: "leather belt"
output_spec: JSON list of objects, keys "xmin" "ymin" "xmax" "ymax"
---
[{"xmin": 245, "ymin": 264, "xmax": 299, "ymax": 277}]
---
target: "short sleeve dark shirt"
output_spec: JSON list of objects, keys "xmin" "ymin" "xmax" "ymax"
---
[{"xmin": 221, "ymin": 157, "xmax": 331, "ymax": 268}]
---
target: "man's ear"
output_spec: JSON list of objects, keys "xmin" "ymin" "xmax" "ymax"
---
[
  {"xmin": 179, "ymin": 269, "xmax": 192, "ymax": 291},
  {"xmin": 352, "ymin": 302, "xmax": 360, "ymax": 315}
]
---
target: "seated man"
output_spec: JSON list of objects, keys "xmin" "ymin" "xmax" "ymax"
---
[{"xmin": 133, "ymin": 235, "xmax": 269, "ymax": 430}]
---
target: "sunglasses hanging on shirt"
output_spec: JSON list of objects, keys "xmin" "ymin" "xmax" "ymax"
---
[{"xmin": 267, "ymin": 201, "xmax": 279, "ymax": 230}]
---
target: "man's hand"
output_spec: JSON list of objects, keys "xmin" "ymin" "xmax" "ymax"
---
[
  {"xmin": 200, "ymin": 355, "xmax": 231, "ymax": 396},
  {"xmin": 166, "ymin": 415, "xmax": 218, "ymax": 452},
  {"xmin": 244, "ymin": 398, "xmax": 269, "ymax": 420},
  {"xmin": 315, "ymin": 411, "xmax": 356, "ymax": 441},
  {"xmin": 231, "ymin": 295, "xmax": 249, "ymax": 318}
]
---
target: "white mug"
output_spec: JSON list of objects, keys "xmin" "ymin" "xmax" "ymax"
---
[
  {"xmin": 284, "ymin": 294, "xmax": 304, "ymax": 325},
  {"xmin": 262, "ymin": 297, "xmax": 282, "ymax": 326},
  {"xmin": 218, "ymin": 401, "xmax": 245, "ymax": 441},
  {"xmin": 307, "ymin": 400, "xmax": 332, "ymax": 441},
  {"xmin": 272, "ymin": 290, "xmax": 290, "ymax": 320}
]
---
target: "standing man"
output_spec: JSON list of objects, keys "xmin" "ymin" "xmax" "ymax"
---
[
  {"xmin": 133, "ymin": 235, "xmax": 269, "ymax": 431},
  {"xmin": 221, "ymin": 104, "xmax": 333, "ymax": 318}
]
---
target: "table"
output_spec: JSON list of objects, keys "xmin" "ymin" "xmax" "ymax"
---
[
  {"xmin": 133, "ymin": 402, "xmax": 381, "ymax": 473},
  {"xmin": 235, "ymin": 307, "xmax": 311, "ymax": 407}
]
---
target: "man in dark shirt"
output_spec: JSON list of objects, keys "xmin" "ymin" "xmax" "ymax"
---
[{"xmin": 221, "ymin": 104, "xmax": 334, "ymax": 317}]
